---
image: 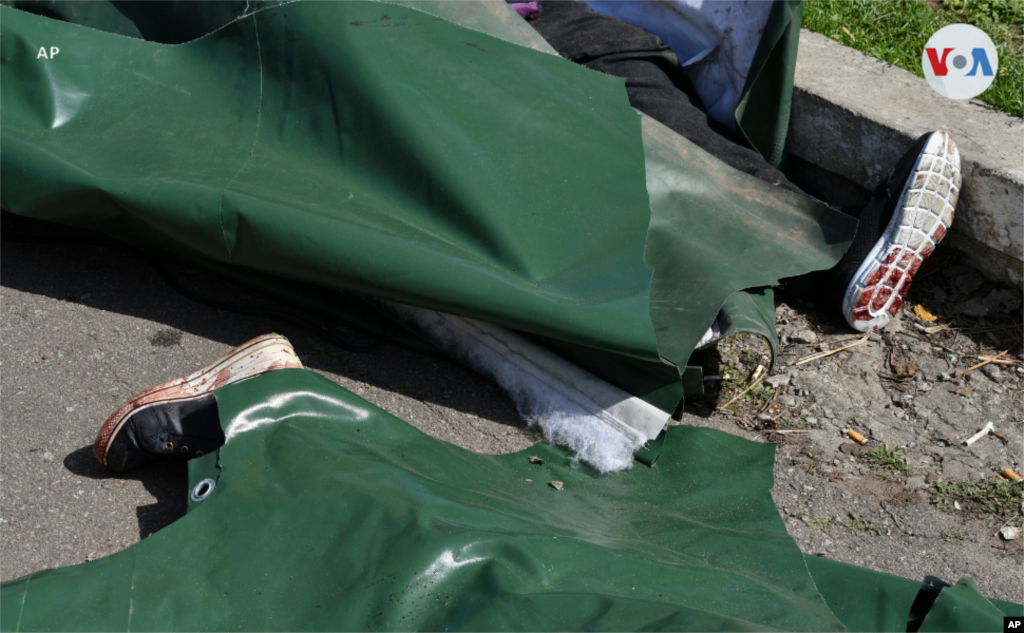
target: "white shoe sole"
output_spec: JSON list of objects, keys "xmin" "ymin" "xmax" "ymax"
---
[{"xmin": 842, "ymin": 132, "xmax": 960, "ymax": 332}]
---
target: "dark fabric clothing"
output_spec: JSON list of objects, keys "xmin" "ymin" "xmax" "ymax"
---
[
  {"xmin": 529, "ymin": 0, "xmax": 805, "ymax": 196},
  {"xmin": 529, "ymin": 1, "xmax": 889, "ymax": 307}
]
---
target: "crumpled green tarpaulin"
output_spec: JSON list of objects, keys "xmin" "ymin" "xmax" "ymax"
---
[
  {"xmin": 1, "ymin": 370, "xmax": 1017, "ymax": 631},
  {"xmin": 0, "ymin": 0, "xmax": 855, "ymax": 413}
]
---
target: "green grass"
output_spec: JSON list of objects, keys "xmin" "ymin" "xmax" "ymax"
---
[
  {"xmin": 865, "ymin": 444, "xmax": 910, "ymax": 474},
  {"xmin": 811, "ymin": 516, "xmax": 835, "ymax": 533},
  {"xmin": 845, "ymin": 511, "xmax": 887, "ymax": 536},
  {"xmin": 931, "ymin": 477, "xmax": 1024, "ymax": 523},
  {"xmin": 942, "ymin": 526, "xmax": 972, "ymax": 544},
  {"xmin": 803, "ymin": 0, "xmax": 1023, "ymax": 117}
]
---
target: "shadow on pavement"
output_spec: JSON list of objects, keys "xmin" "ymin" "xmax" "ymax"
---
[
  {"xmin": 0, "ymin": 211, "xmax": 525, "ymax": 428},
  {"xmin": 63, "ymin": 445, "xmax": 189, "ymax": 540}
]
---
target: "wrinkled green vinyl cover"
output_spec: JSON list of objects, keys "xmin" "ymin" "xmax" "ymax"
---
[
  {"xmin": 2, "ymin": 370, "xmax": 1016, "ymax": 631},
  {"xmin": 0, "ymin": 0, "xmax": 854, "ymax": 412}
]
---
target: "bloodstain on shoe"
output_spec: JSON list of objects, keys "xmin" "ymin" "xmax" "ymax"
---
[
  {"xmin": 888, "ymin": 295, "xmax": 903, "ymax": 316},
  {"xmin": 870, "ymin": 286, "xmax": 893, "ymax": 311},
  {"xmin": 213, "ymin": 368, "xmax": 233, "ymax": 389},
  {"xmin": 865, "ymin": 265, "xmax": 891, "ymax": 287}
]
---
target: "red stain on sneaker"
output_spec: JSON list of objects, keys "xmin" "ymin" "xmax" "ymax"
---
[
  {"xmin": 213, "ymin": 368, "xmax": 232, "ymax": 389},
  {"xmin": 888, "ymin": 295, "xmax": 903, "ymax": 316},
  {"xmin": 853, "ymin": 306, "xmax": 871, "ymax": 321},
  {"xmin": 933, "ymin": 224, "xmax": 947, "ymax": 242},
  {"xmin": 897, "ymin": 252, "xmax": 924, "ymax": 277},
  {"xmin": 895, "ymin": 275, "xmax": 912, "ymax": 295},
  {"xmin": 865, "ymin": 266, "xmax": 890, "ymax": 287},
  {"xmin": 907, "ymin": 255, "xmax": 924, "ymax": 277},
  {"xmin": 855, "ymin": 290, "xmax": 874, "ymax": 308},
  {"xmin": 946, "ymin": 135, "xmax": 956, "ymax": 156},
  {"xmin": 919, "ymin": 244, "xmax": 934, "ymax": 259},
  {"xmin": 882, "ymin": 249, "xmax": 902, "ymax": 265},
  {"xmin": 871, "ymin": 286, "xmax": 893, "ymax": 310}
]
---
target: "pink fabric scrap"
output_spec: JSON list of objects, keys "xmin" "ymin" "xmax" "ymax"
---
[{"xmin": 510, "ymin": 2, "xmax": 540, "ymax": 19}]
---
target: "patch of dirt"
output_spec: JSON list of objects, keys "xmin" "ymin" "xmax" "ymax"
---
[{"xmin": 679, "ymin": 256, "xmax": 1023, "ymax": 603}]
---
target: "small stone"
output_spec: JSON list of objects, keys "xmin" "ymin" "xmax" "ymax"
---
[
  {"xmin": 839, "ymin": 443, "xmax": 870, "ymax": 457},
  {"xmin": 42, "ymin": 451, "xmax": 53, "ymax": 461},
  {"xmin": 953, "ymin": 501, "xmax": 961, "ymax": 511},
  {"xmin": 868, "ymin": 333, "xmax": 882, "ymax": 343},
  {"xmin": 779, "ymin": 395, "xmax": 798, "ymax": 407},
  {"xmin": 999, "ymin": 526, "xmax": 1020, "ymax": 541},
  {"xmin": 823, "ymin": 408, "xmax": 835, "ymax": 419},
  {"xmin": 765, "ymin": 376, "xmax": 790, "ymax": 389},
  {"xmin": 925, "ymin": 471, "xmax": 939, "ymax": 484},
  {"xmin": 548, "ymin": 481, "xmax": 564, "ymax": 491},
  {"xmin": 907, "ymin": 476, "xmax": 927, "ymax": 490},
  {"xmin": 801, "ymin": 516, "xmax": 812, "ymax": 524},
  {"xmin": 805, "ymin": 417, "xmax": 818, "ymax": 425},
  {"xmin": 789, "ymin": 329, "xmax": 818, "ymax": 344},
  {"xmin": 981, "ymin": 364, "xmax": 1002, "ymax": 381}
]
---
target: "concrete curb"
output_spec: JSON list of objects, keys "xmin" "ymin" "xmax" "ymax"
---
[{"xmin": 787, "ymin": 30, "xmax": 1023, "ymax": 285}]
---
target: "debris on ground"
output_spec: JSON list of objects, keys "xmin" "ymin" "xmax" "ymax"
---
[
  {"xmin": 548, "ymin": 481, "xmax": 564, "ymax": 491},
  {"xmin": 913, "ymin": 305, "xmax": 939, "ymax": 322},
  {"xmin": 680, "ymin": 254, "xmax": 1023, "ymax": 602},
  {"xmin": 846, "ymin": 429, "xmax": 868, "ymax": 445},
  {"xmin": 964, "ymin": 422, "xmax": 995, "ymax": 447}
]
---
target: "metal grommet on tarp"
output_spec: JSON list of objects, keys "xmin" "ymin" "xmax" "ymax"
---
[{"xmin": 190, "ymin": 478, "xmax": 216, "ymax": 503}]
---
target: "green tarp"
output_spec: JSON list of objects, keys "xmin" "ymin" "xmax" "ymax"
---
[
  {"xmin": 3, "ymin": 5, "xmax": 1020, "ymax": 627},
  {"xmin": 2, "ymin": 369, "xmax": 1017, "ymax": 631},
  {"xmin": 0, "ymin": 0, "xmax": 854, "ymax": 414}
]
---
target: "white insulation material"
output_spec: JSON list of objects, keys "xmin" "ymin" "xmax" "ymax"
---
[{"xmin": 388, "ymin": 304, "xmax": 672, "ymax": 473}]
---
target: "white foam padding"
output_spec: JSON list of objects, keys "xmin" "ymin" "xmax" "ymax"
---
[{"xmin": 387, "ymin": 303, "xmax": 671, "ymax": 473}]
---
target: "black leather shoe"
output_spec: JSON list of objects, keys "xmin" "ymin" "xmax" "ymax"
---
[{"xmin": 94, "ymin": 334, "xmax": 302, "ymax": 472}]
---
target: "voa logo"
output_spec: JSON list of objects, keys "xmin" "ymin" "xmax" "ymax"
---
[{"xmin": 922, "ymin": 24, "xmax": 998, "ymax": 100}]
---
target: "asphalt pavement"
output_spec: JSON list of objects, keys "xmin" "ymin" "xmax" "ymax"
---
[{"xmin": 1, "ymin": 217, "xmax": 537, "ymax": 580}]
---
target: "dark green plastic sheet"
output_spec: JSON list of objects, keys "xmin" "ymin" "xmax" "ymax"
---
[
  {"xmin": 2, "ymin": 369, "xmax": 1017, "ymax": 631},
  {"xmin": 735, "ymin": 0, "xmax": 803, "ymax": 169},
  {"xmin": 0, "ymin": 0, "xmax": 854, "ymax": 413}
]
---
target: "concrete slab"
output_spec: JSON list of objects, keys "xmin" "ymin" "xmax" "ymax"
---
[{"xmin": 789, "ymin": 30, "xmax": 1023, "ymax": 285}]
